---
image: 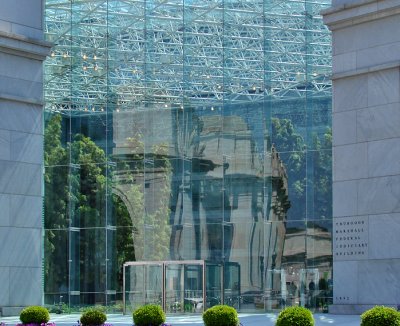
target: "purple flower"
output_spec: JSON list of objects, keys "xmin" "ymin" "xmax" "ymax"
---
[
  {"xmin": 16, "ymin": 323, "xmax": 56, "ymax": 326},
  {"xmin": 73, "ymin": 324, "xmax": 113, "ymax": 326},
  {"xmin": 132, "ymin": 324, "xmax": 172, "ymax": 326}
]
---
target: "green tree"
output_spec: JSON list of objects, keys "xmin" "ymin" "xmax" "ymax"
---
[
  {"xmin": 69, "ymin": 134, "xmax": 107, "ymax": 228},
  {"xmin": 44, "ymin": 114, "xmax": 136, "ymax": 301},
  {"xmin": 113, "ymin": 192, "xmax": 137, "ymax": 290},
  {"xmin": 44, "ymin": 114, "xmax": 68, "ymax": 293},
  {"xmin": 68, "ymin": 134, "xmax": 108, "ymax": 294},
  {"xmin": 271, "ymin": 118, "xmax": 332, "ymax": 221},
  {"xmin": 312, "ymin": 128, "xmax": 332, "ymax": 220},
  {"xmin": 271, "ymin": 118, "xmax": 306, "ymax": 221}
]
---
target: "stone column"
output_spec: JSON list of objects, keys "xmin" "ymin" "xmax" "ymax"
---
[
  {"xmin": 0, "ymin": 0, "xmax": 51, "ymax": 317},
  {"xmin": 322, "ymin": 0, "xmax": 400, "ymax": 314}
]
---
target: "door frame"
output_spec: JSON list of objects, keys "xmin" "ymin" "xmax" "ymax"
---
[{"xmin": 123, "ymin": 260, "xmax": 208, "ymax": 314}]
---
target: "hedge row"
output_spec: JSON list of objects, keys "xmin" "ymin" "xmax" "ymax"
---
[{"xmin": 10, "ymin": 303, "xmax": 400, "ymax": 326}]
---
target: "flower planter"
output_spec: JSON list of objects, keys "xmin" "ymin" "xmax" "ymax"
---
[{"xmin": 16, "ymin": 323, "xmax": 56, "ymax": 326}]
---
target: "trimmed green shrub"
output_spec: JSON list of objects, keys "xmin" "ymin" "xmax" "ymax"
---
[
  {"xmin": 275, "ymin": 306, "xmax": 314, "ymax": 326},
  {"xmin": 202, "ymin": 305, "xmax": 239, "ymax": 326},
  {"xmin": 133, "ymin": 305, "xmax": 165, "ymax": 326},
  {"xmin": 361, "ymin": 306, "xmax": 400, "ymax": 326},
  {"xmin": 20, "ymin": 306, "xmax": 50, "ymax": 324},
  {"xmin": 80, "ymin": 308, "xmax": 107, "ymax": 326}
]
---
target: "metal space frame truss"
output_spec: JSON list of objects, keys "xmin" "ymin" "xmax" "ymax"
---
[{"xmin": 44, "ymin": 0, "xmax": 331, "ymax": 115}]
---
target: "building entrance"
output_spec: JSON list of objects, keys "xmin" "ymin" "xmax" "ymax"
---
[{"xmin": 123, "ymin": 260, "xmax": 224, "ymax": 314}]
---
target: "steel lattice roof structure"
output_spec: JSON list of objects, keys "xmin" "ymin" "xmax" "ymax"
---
[{"xmin": 44, "ymin": 0, "xmax": 331, "ymax": 115}]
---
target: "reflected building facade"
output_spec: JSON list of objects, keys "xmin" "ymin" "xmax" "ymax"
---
[{"xmin": 44, "ymin": 0, "xmax": 332, "ymax": 312}]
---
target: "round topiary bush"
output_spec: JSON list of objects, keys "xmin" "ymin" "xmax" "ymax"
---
[
  {"xmin": 80, "ymin": 308, "xmax": 107, "ymax": 326},
  {"xmin": 361, "ymin": 306, "xmax": 400, "ymax": 326},
  {"xmin": 133, "ymin": 305, "xmax": 165, "ymax": 326},
  {"xmin": 20, "ymin": 306, "xmax": 50, "ymax": 324},
  {"xmin": 202, "ymin": 305, "xmax": 239, "ymax": 326},
  {"xmin": 275, "ymin": 306, "xmax": 314, "ymax": 326}
]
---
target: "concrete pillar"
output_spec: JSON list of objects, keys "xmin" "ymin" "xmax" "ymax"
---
[
  {"xmin": 0, "ymin": 0, "xmax": 51, "ymax": 317},
  {"xmin": 322, "ymin": 0, "xmax": 400, "ymax": 314}
]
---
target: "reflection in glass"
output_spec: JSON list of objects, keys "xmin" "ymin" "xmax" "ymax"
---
[
  {"xmin": 44, "ymin": 0, "xmax": 332, "ymax": 312},
  {"xmin": 124, "ymin": 263, "xmax": 163, "ymax": 314}
]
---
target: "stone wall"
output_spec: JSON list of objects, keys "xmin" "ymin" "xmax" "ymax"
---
[
  {"xmin": 323, "ymin": 0, "xmax": 400, "ymax": 314},
  {"xmin": 0, "ymin": 0, "xmax": 51, "ymax": 317}
]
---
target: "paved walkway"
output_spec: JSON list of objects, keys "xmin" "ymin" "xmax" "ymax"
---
[{"xmin": 1, "ymin": 313, "xmax": 361, "ymax": 326}]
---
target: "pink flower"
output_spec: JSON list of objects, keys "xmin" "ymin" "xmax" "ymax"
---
[{"xmin": 16, "ymin": 323, "xmax": 56, "ymax": 326}]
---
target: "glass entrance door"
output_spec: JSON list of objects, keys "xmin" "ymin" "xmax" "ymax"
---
[
  {"xmin": 123, "ymin": 262, "xmax": 163, "ymax": 314},
  {"xmin": 164, "ymin": 261, "xmax": 205, "ymax": 313},
  {"xmin": 124, "ymin": 260, "xmax": 211, "ymax": 314},
  {"xmin": 224, "ymin": 262, "xmax": 241, "ymax": 310},
  {"xmin": 205, "ymin": 263, "xmax": 223, "ymax": 309}
]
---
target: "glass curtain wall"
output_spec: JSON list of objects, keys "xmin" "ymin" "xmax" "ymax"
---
[{"xmin": 44, "ymin": 0, "xmax": 332, "ymax": 312}]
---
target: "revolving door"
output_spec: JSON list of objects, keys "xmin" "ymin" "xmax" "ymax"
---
[{"xmin": 123, "ymin": 260, "xmax": 224, "ymax": 314}]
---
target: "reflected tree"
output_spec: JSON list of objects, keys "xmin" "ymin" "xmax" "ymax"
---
[
  {"xmin": 271, "ymin": 118, "xmax": 306, "ymax": 221},
  {"xmin": 312, "ymin": 128, "xmax": 332, "ymax": 220},
  {"xmin": 44, "ymin": 114, "xmax": 140, "ymax": 302},
  {"xmin": 271, "ymin": 118, "xmax": 332, "ymax": 222},
  {"xmin": 44, "ymin": 114, "xmax": 68, "ymax": 293}
]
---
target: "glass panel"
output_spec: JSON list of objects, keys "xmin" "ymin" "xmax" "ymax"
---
[
  {"xmin": 79, "ymin": 228, "xmax": 106, "ymax": 304},
  {"xmin": 44, "ymin": 165, "xmax": 69, "ymax": 230},
  {"xmin": 165, "ymin": 263, "xmax": 182, "ymax": 313},
  {"xmin": 265, "ymin": 268, "xmax": 288, "ymax": 310},
  {"xmin": 224, "ymin": 262, "xmax": 241, "ymax": 310},
  {"xmin": 283, "ymin": 221, "xmax": 307, "ymax": 267},
  {"xmin": 306, "ymin": 223, "xmax": 333, "ymax": 311},
  {"xmin": 184, "ymin": 265, "xmax": 204, "ymax": 313},
  {"xmin": 205, "ymin": 263, "xmax": 222, "ymax": 309},
  {"xmin": 70, "ymin": 228, "xmax": 80, "ymax": 306},
  {"xmin": 124, "ymin": 263, "xmax": 163, "ymax": 314},
  {"xmin": 300, "ymin": 268, "xmax": 320, "ymax": 309},
  {"xmin": 124, "ymin": 265, "xmax": 144, "ymax": 314},
  {"xmin": 44, "ymin": 0, "xmax": 332, "ymax": 312},
  {"xmin": 113, "ymin": 227, "xmax": 136, "ymax": 291},
  {"xmin": 165, "ymin": 263, "xmax": 204, "ymax": 313},
  {"xmin": 277, "ymin": 151, "xmax": 307, "ymax": 222},
  {"xmin": 44, "ymin": 229, "xmax": 68, "ymax": 301},
  {"xmin": 308, "ymin": 148, "xmax": 332, "ymax": 220},
  {"xmin": 311, "ymin": 265, "xmax": 333, "ymax": 312}
]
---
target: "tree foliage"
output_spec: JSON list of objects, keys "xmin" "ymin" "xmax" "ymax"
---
[
  {"xmin": 44, "ymin": 114, "xmax": 133, "ymax": 298},
  {"xmin": 44, "ymin": 114, "xmax": 172, "ymax": 300},
  {"xmin": 44, "ymin": 114, "xmax": 68, "ymax": 292},
  {"xmin": 271, "ymin": 117, "xmax": 332, "ymax": 221},
  {"xmin": 271, "ymin": 118, "xmax": 306, "ymax": 220}
]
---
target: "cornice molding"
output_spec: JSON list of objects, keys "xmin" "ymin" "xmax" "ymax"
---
[
  {"xmin": 0, "ymin": 31, "xmax": 52, "ymax": 61},
  {"xmin": 332, "ymin": 60, "xmax": 400, "ymax": 80},
  {"xmin": 0, "ymin": 92, "xmax": 44, "ymax": 106},
  {"xmin": 321, "ymin": 0, "xmax": 400, "ymax": 30}
]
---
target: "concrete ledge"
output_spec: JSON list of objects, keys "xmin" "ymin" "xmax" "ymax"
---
[
  {"xmin": 1, "ymin": 306, "xmax": 24, "ymax": 317},
  {"xmin": 332, "ymin": 60, "xmax": 400, "ymax": 80},
  {"xmin": 0, "ymin": 93, "xmax": 44, "ymax": 106},
  {"xmin": 329, "ymin": 304, "xmax": 398, "ymax": 314},
  {"xmin": 322, "ymin": 0, "xmax": 400, "ymax": 30},
  {"xmin": 321, "ymin": 0, "xmax": 380, "ymax": 16},
  {"xmin": 0, "ymin": 31, "xmax": 52, "ymax": 61}
]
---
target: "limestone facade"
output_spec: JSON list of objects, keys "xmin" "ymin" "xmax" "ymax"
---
[
  {"xmin": 0, "ymin": 0, "xmax": 51, "ymax": 317},
  {"xmin": 323, "ymin": 0, "xmax": 400, "ymax": 314}
]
